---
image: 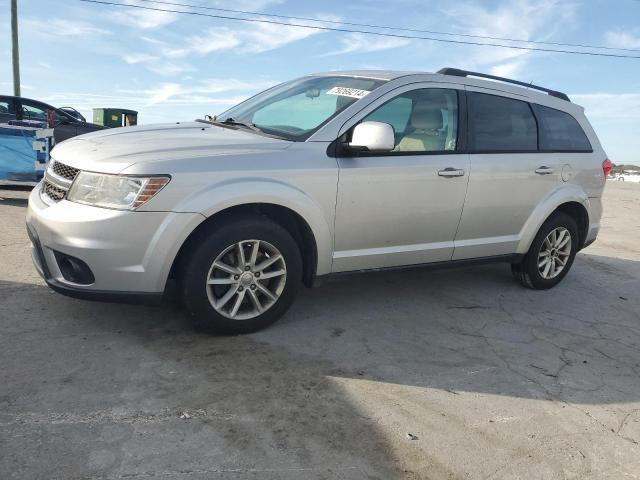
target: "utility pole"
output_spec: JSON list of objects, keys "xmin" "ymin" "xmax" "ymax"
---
[{"xmin": 11, "ymin": 0, "xmax": 21, "ymax": 97}]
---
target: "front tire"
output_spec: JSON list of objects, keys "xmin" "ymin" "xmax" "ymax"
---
[
  {"xmin": 511, "ymin": 212, "xmax": 579, "ymax": 290},
  {"xmin": 181, "ymin": 216, "xmax": 302, "ymax": 334}
]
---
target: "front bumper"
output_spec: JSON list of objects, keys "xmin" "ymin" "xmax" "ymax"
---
[{"xmin": 26, "ymin": 183, "xmax": 204, "ymax": 302}]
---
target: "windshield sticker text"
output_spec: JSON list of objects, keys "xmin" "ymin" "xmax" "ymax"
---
[{"xmin": 326, "ymin": 87, "xmax": 371, "ymax": 99}]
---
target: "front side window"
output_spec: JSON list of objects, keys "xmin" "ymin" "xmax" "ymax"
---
[
  {"xmin": 532, "ymin": 104, "xmax": 592, "ymax": 151},
  {"xmin": 21, "ymin": 103, "xmax": 48, "ymax": 121},
  {"xmin": 468, "ymin": 92, "xmax": 537, "ymax": 152},
  {"xmin": 361, "ymin": 88, "xmax": 459, "ymax": 152},
  {"xmin": 218, "ymin": 76, "xmax": 386, "ymax": 141}
]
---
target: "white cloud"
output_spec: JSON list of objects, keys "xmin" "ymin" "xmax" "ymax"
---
[
  {"xmin": 571, "ymin": 93, "xmax": 640, "ymax": 119},
  {"xmin": 39, "ymin": 78, "xmax": 279, "ymax": 123},
  {"xmin": 323, "ymin": 33, "xmax": 411, "ymax": 56},
  {"xmin": 23, "ymin": 18, "xmax": 112, "ymax": 37},
  {"xmin": 209, "ymin": 0, "xmax": 284, "ymax": 9},
  {"xmin": 107, "ymin": 0, "xmax": 284, "ymax": 30},
  {"xmin": 180, "ymin": 29, "xmax": 242, "ymax": 56},
  {"xmin": 140, "ymin": 36, "xmax": 166, "ymax": 46},
  {"xmin": 160, "ymin": 17, "xmax": 330, "ymax": 59},
  {"xmin": 109, "ymin": 0, "xmax": 181, "ymax": 29},
  {"xmin": 186, "ymin": 20, "xmax": 323, "ymax": 56},
  {"xmin": 443, "ymin": 0, "xmax": 577, "ymax": 76},
  {"xmin": 119, "ymin": 78, "xmax": 278, "ymax": 106},
  {"xmin": 489, "ymin": 58, "xmax": 527, "ymax": 77},
  {"xmin": 571, "ymin": 93, "xmax": 640, "ymax": 165},
  {"xmin": 123, "ymin": 53, "xmax": 159, "ymax": 64},
  {"xmin": 240, "ymin": 21, "xmax": 322, "ymax": 53},
  {"xmin": 121, "ymin": 53, "xmax": 192, "ymax": 76},
  {"xmin": 144, "ymin": 83, "xmax": 184, "ymax": 104},
  {"xmin": 604, "ymin": 31, "xmax": 640, "ymax": 50},
  {"xmin": 146, "ymin": 62, "xmax": 195, "ymax": 76}
]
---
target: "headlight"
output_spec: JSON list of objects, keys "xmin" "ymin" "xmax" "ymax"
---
[{"xmin": 66, "ymin": 172, "xmax": 170, "ymax": 210}]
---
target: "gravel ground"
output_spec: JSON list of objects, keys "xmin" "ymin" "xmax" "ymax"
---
[{"xmin": 1, "ymin": 182, "xmax": 639, "ymax": 480}]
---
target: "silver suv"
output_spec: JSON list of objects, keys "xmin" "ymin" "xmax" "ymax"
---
[{"xmin": 26, "ymin": 68, "xmax": 610, "ymax": 333}]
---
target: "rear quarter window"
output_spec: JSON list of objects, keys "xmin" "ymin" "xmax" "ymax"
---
[
  {"xmin": 531, "ymin": 104, "xmax": 592, "ymax": 151},
  {"xmin": 468, "ymin": 92, "xmax": 537, "ymax": 152}
]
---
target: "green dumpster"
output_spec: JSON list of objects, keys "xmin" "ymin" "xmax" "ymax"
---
[{"xmin": 93, "ymin": 108, "xmax": 138, "ymax": 128}]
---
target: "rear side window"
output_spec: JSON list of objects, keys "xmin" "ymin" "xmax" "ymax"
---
[
  {"xmin": 468, "ymin": 92, "xmax": 537, "ymax": 152},
  {"xmin": 531, "ymin": 104, "xmax": 592, "ymax": 151},
  {"xmin": 0, "ymin": 99, "xmax": 11, "ymax": 114}
]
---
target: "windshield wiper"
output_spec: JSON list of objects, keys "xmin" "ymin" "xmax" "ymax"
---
[
  {"xmin": 217, "ymin": 117, "xmax": 261, "ymax": 132},
  {"xmin": 200, "ymin": 116, "xmax": 290, "ymax": 141}
]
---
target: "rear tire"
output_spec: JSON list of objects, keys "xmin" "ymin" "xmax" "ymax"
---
[
  {"xmin": 181, "ymin": 215, "xmax": 302, "ymax": 334},
  {"xmin": 511, "ymin": 212, "xmax": 579, "ymax": 290}
]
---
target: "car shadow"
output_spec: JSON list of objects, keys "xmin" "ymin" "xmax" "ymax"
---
[
  {"xmin": 0, "ymin": 196, "xmax": 28, "ymax": 207},
  {"xmin": 1, "ymin": 251, "xmax": 639, "ymax": 478},
  {"xmin": 0, "ymin": 186, "xmax": 30, "ymax": 207}
]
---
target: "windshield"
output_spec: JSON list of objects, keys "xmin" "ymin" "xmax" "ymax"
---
[{"xmin": 217, "ymin": 76, "xmax": 387, "ymax": 141}]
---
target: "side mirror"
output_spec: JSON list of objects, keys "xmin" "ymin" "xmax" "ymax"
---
[{"xmin": 348, "ymin": 121, "xmax": 395, "ymax": 152}]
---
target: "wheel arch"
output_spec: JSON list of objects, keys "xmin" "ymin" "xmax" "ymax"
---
[
  {"xmin": 554, "ymin": 201, "xmax": 589, "ymax": 249},
  {"xmin": 517, "ymin": 187, "xmax": 591, "ymax": 254},
  {"xmin": 167, "ymin": 178, "xmax": 335, "ymax": 290},
  {"xmin": 170, "ymin": 202, "xmax": 321, "ymax": 288}
]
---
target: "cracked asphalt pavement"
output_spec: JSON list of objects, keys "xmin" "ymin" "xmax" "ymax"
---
[{"xmin": 1, "ymin": 183, "xmax": 639, "ymax": 479}]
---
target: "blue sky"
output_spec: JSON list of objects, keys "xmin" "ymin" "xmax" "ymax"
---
[{"xmin": 1, "ymin": 0, "xmax": 639, "ymax": 163}]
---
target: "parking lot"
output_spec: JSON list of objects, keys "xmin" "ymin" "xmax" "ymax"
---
[{"xmin": 1, "ymin": 182, "xmax": 639, "ymax": 479}]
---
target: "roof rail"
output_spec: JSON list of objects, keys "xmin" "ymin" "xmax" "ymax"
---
[{"xmin": 437, "ymin": 67, "xmax": 571, "ymax": 102}]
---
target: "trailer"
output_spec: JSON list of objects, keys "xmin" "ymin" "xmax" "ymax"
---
[{"xmin": 0, "ymin": 122, "xmax": 52, "ymax": 186}]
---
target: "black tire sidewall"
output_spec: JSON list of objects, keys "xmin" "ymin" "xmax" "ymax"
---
[
  {"xmin": 182, "ymin": 216, "xmax": 302, "ymax": 334},
  {"xmin": 523, "ymin": 212, "xmax": 579, "ymax": 289}
]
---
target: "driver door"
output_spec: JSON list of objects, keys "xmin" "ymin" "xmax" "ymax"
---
[{"xmin": 333, "ymin": 84, "xmax": 470, "ymax": 272}]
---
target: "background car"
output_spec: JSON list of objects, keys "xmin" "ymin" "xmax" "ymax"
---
[
  {"xmin": 0, "ymin": 95, "xmax": 105, "ymax": 143},
  {"xmin": 616, "ymin": 171, "xmax": 640, "ymax": 183}
]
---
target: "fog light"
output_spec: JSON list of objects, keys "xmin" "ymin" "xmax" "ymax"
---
[{"xmin": 53, "ymin": 251, "xmax": 95, "ymax": 285}]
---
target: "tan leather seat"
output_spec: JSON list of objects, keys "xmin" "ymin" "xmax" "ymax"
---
[{"xmin": 395, "ymin": 102, "xmax": 445, "ymax": 152}]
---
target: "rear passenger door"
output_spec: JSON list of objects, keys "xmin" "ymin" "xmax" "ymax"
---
[{"xmin": 453, "ymin": 89, "xmax": 562, "ymax": 260}]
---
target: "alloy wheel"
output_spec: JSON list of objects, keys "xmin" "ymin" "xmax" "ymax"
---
[
  {"xmin": 538, "ymin": 227, "xmax": 572, "ymax": 280},
  {"xmin": 206, "ymin": 239, "xmax": 287, "ymax": 320}
]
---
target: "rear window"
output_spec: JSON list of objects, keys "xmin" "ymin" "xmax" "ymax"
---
[
  {"xmin": 531, "ymin": 104, "xmax": 592, "ymax": 151},
  {"xmin": 468, "ymin": 92, "xmax": 537, "ymax": 152}
]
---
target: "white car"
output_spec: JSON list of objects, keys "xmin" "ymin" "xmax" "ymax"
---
[
  {"xmin": 26, "ymin": 67, "xmax": 608, "ymax": 333},
  {"xmin": 616, "ymin": 172, "xmax": 640, "ymax": 183}
]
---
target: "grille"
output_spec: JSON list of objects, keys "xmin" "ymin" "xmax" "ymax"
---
[
  {"xmin": 41, "ymin": 160, "xmax": 80, "ymax": 204},
  {"xmin": 51, "ymin": 161, "xmax": 80, "ymax": 181},
  {"xmin": 42, "ymin": 181, "xmax": 66, "ymax": 202}
]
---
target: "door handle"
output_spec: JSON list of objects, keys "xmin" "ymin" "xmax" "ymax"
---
[
  {"xmin": 438, "ymin": 167, "xmax": 465, "ymax": 178},
  {"xmin": 535, "ymin": 166, "xmax": 554, "ymax": 175}
]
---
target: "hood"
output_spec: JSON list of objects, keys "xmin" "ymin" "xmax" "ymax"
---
[{"xmin": 50, "ymin": 122, "xmax": 291, "ymax": 173}]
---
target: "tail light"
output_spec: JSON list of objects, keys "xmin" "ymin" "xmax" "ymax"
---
[{"xmin": 602, "ymin": 159, "xmax": 613, "ymax": 178}]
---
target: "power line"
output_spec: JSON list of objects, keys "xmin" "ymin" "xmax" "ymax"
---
[
  {"xmin": 135, "ymin": 0, "xmax": 640, "ymax": 53},
  {"xmin": 76, "ymin": 0, "xmax": 640, "ymax": 59}
]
